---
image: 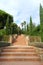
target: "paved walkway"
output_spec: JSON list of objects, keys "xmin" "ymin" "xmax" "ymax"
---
[{"xmin": 13, "ymin": 34, "xmax": 28, "ymax": 46}]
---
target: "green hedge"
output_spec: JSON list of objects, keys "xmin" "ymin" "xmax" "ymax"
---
[
  {"xmin": 3, "ymin": 35, "xmax": 9, "ymax": 42},
  {"xmin": 0, "ymin": 41, "xmax": 11, "ymax": 47}
]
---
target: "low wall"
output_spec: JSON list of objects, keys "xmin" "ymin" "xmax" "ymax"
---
[
  {"xmin": 29, "ymin": 42, "xmax": 43, "ymax": 48},
  {"xmin": 29, "ymin": 36, "xmax": 41, "ymax": 42},
  {"xmin": 9, "ymin": 34, "xmax": 18, "ymax": 44}
]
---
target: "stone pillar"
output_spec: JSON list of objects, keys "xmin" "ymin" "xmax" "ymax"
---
[
  {"xmin": 26, "ymin": 36, "xmax": 29, "ymax": 46},
  {"xmin": 9, "ymin": 35, "xmax": 12, "ymax": 43}
]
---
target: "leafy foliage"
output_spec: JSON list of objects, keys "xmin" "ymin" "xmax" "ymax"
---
[
  {"xmin": 40, "ymin": 4, "xmax": 43, "ymax": 42},
  {"xmin": 0, "ymin": 10, "xmax": 13, "ymax": 29},
  {"xmin": 21, "ymin": 21, "xmax": 27, "ymax": 34},
  {"xmin": 31, "ymin": 25, "xmax": 40, "ymax": 36},
  {"xmin": 11, "ymin": 23, "xmax": 18, "ymax": 34},
  {"xmin": 29, "ymin": 16, "xmax": 33, "ymax": 36},
  {"xmin": 11, "ymin": 23, "xmax": 21, "ymax": 35},
  {"xmin": 6, "ymin": 16, "xmax": 11, "ymax": 35}
]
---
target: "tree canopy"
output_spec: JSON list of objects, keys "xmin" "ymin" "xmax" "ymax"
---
[{"xmin": 0, "ymin": 10, "xmax": 13, "ymax": 29}]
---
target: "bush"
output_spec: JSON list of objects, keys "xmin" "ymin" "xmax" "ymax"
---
[
  {"xmin": 0, "ymin": 35, "xmax": 3, "ymax": 41},
  {"xmin": 3, "ymin": 35, "xmax": 9, "ymax": 42},
  {"xmin": 0, "ymin": 29, "xmax": 6, "ymax": 41},
  {"xmin": 0, "ymin": 29, "xmax": 6, "ymax": 35},
  {"xmin": 0, "ymin": 41, "xmax": 11, "ymax": 47}
]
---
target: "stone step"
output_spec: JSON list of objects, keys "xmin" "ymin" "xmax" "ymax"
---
[
  {"xmin": 3, "ymin": 49, "xmax": 36, "ymax": 52},
  {"xmin": 3, "ymin": 48, "xmax": 34, "ymax": 50},
  {"xmin": 4, "ymin": 46, "xmax": 35, "ymax": 49},
  {"xmin": 1, "ymin": 52, "xmax": 36, "ymax": 54},
  {"xmin": 1, "ymin": 53, "xmax": 38, "ymax": 56},
  {"xmin": 0, "ymin": 56, "xmax": 40, "ymax": 58},
  {"xmin": 0, "ymin": 57, "xmax": 40, "ymax": 61},
  {"xmin": 39, "ymin": 50, "xmax": 43, "ymax": 54},
  {"xmin": 0, "ymin": 46, "xmax": 41, "ymax": 63}
]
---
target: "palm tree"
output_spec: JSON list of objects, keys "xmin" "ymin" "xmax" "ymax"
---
[
  {"xmin": 21, "ymin": 21, "xmax": 26, "ymax": 34},
  {"xmin": 23, "ymin": 21, "xmax": 26, "ymax": 33},
  {"xmin": 23, "ymin": 21, "xmax": 26, "ymax": 25},
  {"xmin": 21, "ymin": 22, "xmax": 24, "ymax": 30}
]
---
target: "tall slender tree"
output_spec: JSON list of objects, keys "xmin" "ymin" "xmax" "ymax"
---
[
  {"xmin": 29, "ymin": 16, "xmax": 33, "ymax": 36},
  {"xmin": 21, "ymin": 21, "xmax": 26, "ymax": 34},
  {"xmin": 23, "ymin": 21, "xmax": 26, "ymax": 33},
  {"xmin": 21, "ymin": 22, "xmax": 24, "ymax": 29},
  {"xmin": 6, "ymin": 16, "xmax": 10, "ymax": 35},
  {"xmin": 40, "ymin": 4, "xmax": 43, "ymax": 42},
  {"xmin": 26, "ymin": 23, "xmax": 29, "ymax": 35}
]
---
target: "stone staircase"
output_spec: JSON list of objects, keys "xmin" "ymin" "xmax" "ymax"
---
[
  {"xmin": 13, "ymin": 35, "xmax": 27, "ymax": 46},
  {"xmin": 0, "ymin": 46, "xmax": 41, "ymax": 65}
]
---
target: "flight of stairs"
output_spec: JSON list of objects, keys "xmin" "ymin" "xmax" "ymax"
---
[
  {"xmin": 13, "ymin": 35, "xmax": 27, "ymax": 46},
  {"xmin": 0, "ymin": 46, "xmax": 41, "ymax": 65}
]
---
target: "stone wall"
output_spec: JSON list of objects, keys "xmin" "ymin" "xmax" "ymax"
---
[
  {"xmin": 9, "ymin": 34, "xmax": 18, "ymax": 44},
  {"xmin": 29, "ymin": 36, "xmax": 41, "ymax": 42}
]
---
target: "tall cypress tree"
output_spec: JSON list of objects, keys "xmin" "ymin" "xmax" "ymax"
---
[
  {"xmin": 26, "ymin": 24, "xmax": 29, "ymax": 35},
  {"xmin": 29, "ymin": 16, "xmax": 33, "ymax": 36},
  {"xmin": 40, "ymin": 4, "xmax": 43, "ymax": 42},
  {"xmin": 6, "ymin": 16, "xmax": 10, "ymax": 35}
]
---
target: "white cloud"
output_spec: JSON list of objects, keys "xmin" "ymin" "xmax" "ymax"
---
[{"xmin": 0, "ymin": 0, "xmax": 43, "ymax": 26}]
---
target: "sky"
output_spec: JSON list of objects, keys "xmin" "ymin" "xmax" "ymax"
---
[{"xmin": 0, "ymin": 0, "xmax": 43, "ymax": 26}]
